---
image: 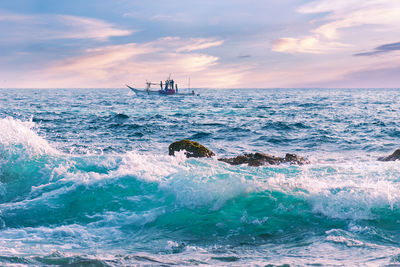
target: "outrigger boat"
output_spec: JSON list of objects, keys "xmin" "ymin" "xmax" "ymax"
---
[{"xmin": 126, "ymin": 77, "xmax": 197, "ymax": 96}]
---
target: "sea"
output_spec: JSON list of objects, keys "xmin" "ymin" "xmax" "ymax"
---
[{"xmin": 1, "ymin": 88, "xmax": 400, "ymax": 266}]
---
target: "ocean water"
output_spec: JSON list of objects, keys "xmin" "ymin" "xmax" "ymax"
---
[{"xmin": 1, "ymin": 88, "xmax": 400, "ymax": 266}]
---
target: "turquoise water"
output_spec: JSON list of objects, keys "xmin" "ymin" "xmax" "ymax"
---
[{"xmin": 1, "ymin": 88, "xmax": 400, "ymax": 266}]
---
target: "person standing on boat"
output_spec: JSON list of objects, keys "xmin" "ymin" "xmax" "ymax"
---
[
  {"xmin": 171, "ymin": 80, "xmax": 174, "ymax": 91},
  {"xmin": 160, "ymin": 81, "xmax": 163, "ymax": 89},
  {"xmin": 175, "ymin": 84, "xmax": 178, "ymax": 93}
]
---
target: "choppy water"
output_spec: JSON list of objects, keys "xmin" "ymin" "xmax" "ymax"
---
[{"xmin": 1, "ymin": 88, "xmax": 400, "ymax": 266}]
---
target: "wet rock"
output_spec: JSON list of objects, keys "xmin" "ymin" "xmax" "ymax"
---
[
  {"xmin": 218, "ymin": 153, "xmax": 280, "ymax": 166},
  {"xmin": 218, "ymin": 152, "xmax": 309, "ymax": 166},
  {"xmin": 378, "ymin": 149, "xmax": 400, "ymax": 161},
  {"xmin": 284, "ymin": 153, "xmax": 309, "ymax": 165},
  {"xmin": 169, "ymin": 139, "xmax": 215, "ymax": 158}
]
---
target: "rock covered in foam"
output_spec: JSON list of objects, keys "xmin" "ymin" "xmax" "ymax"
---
[
  {"xmin": 169, "ymin": 139, "xmax": 215, "ymax": 158},
  {"xmin": 378, "ymin": 149, "xmax": 400, "ymax": 161},
  {"xmin": 218, "ymin": 152, "xmax": 309, "ymax": 166}
]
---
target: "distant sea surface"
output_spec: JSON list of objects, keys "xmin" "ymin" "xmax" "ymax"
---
[{"xmin": 1, "ymin": 88, "xmax": 400, "ymax": 266}]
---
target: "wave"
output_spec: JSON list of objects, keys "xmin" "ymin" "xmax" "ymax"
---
[{"xmin": 1, "ymin": 117, "xmax": 400, "ymax": 247}]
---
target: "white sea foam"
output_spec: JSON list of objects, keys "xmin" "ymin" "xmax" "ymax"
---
[
  {"xmin": 0, "ymin": 224, "xmax": 96, "ymax": 255},
  {"xmin": 262, "ymin": 161, "xmax": 400, "ymax": 220},
  {"xmin": 0, "ymin": 117, "xmax": 58, "ymax": 156},
  {"xmin": 114, "ymin": 150, "xmax": 188, "ymax": 182}
]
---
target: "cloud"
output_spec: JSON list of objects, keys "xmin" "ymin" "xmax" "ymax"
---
[
  {"xmin": 272, "ymin": 36, "xmax": 349, "ymax": 54},
  {"xmin": 0, "ymin": 11, "xmax": 32, "ymax": 22},
  {"xmin": 354, "ymin": 42, "xmax": 400, "ymax": 56},
  {"xmin": 272, "ymin": 0, "xmax": 400, "ymax": 54},
  {"xmin": 21, "ymin": 36, "xmax": 241, "ymax": 88},
  {"xmin": 0, "ymin": 10, "xmax": 133, "ymax": 42},
  {"xmin": 150, "ymin": 37, "xmax": 224, "ymax": 52},
  {"xmin": 49, "ymin": 43, "xmax": 158, "ymax": 76},
  {"xmin": 49, "ymin": 37, "xmax": 223, "ymax": 74},
  {"xmin": 149, "ymin": 13, "xmax": 190, "ymax": 23},
  {"xmin": 0, "ymin": 8, "xmax": 248, "ymax": 88},
  {"xmin": 3, "ymin": 1, "xmax": 399, "ymax": 88},
  {"xmin": 53, "ymin": 15, "xmax": 133, "ymax": 40}
]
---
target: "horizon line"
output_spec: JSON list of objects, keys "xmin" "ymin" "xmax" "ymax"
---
[{"xmin": 1, "ymin": 87, "xmax": 400, "ymax": 90}]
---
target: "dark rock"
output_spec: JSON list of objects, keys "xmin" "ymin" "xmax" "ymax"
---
[
  {"xmin": 378, "ymin": 149, "xmax": 400, "ymax": 161},
  {"xmin": 169, "ymin": 139, "xmax": 215, "ymax": 158},
  {"xmin": 218, "ymin": 153, "xmax": 280, "ymax": 166},
  {"xmin": 284, "ymin": 153, "xmax": 309, "ymax": 165},
  {"xmin": 218, "ymin": 152, "xmax": 309, "ymax": 166}
]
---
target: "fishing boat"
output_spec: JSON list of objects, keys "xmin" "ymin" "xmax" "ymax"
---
[{"xmin": 126, "ymin": 77, "xmax": 197, "ymax": 96}]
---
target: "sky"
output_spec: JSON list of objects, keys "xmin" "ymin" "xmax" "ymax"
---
[{"xmin": 0, "ymin": 0, "xmax": 399, "ymax": 88}]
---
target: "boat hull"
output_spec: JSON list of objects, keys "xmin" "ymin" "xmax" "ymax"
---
[
  {"xmin": 126, "ymin": 85, "xmax": 197, "ymax": 96},
  {"xmin": 126, "ymin": 85, "xmax": 192, "ymax": 96}
]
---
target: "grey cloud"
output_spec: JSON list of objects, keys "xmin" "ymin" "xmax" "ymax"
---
[{"xmin": 354, "ymin": 42, "xmax": 400, "ymax": 56}]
